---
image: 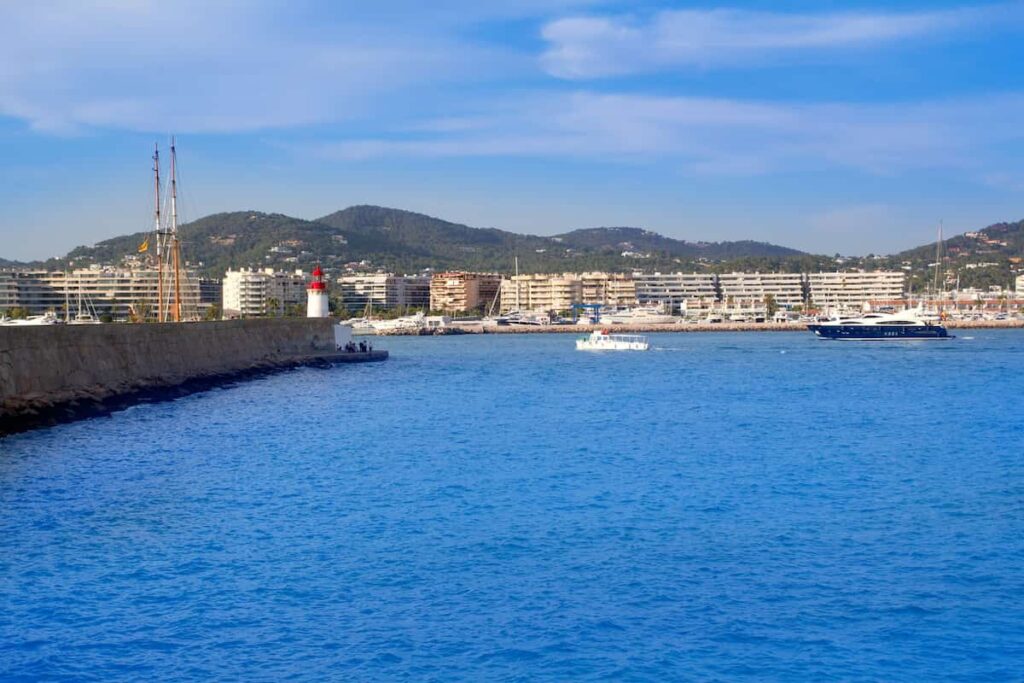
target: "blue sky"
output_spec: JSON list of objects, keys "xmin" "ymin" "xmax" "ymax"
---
[{"xmin": 1, "ymin": 0, "xmax": 1023, "ymax": 260}]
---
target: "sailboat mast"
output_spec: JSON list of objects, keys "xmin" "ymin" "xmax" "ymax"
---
[
  {"xmin": 933, "ymin": 220, "xmax": 943, "ymax": 302},
  {"xmin": 170, "ymin": 137, "xmax": 183, "ymax": 322},
  {"xmin": 514, "ymin": 255, "xmax": 520, "ymax": 311},
  {"xmin": 153, "ymin": 144, "xmax": 164, "ymax": 322}
]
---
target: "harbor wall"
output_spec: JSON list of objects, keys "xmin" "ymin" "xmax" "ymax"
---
[
  {"xmin": 0, "ymin": 319, "xmax": 379, "ymax": 435},
  {"xmin": 378, "ymin": 319, "xmax": 1024, "ymax": 335}
]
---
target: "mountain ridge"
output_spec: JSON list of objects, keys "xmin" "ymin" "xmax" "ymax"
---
[
  {"xmin": 5, "ymin": 207, "xmax": 1022, "ymax": 290},
  {"xmin": 50, "ymin": 205, "xmax": 808, "ymax": 277}
]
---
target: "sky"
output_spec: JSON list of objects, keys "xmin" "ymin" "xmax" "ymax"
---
[{"xmin": 1, "ymin": 0, "xmax": 1023, "ymax": 261}]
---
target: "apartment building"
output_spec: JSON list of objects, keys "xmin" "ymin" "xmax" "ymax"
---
[
  {"xmin": 717, "ymin": 272, "xmax": 806, "ymax": 308},
  {"xmin": 222, "ymin": 268, "xmax": 308, "ymax": 317},
  {"xmin": 0, "ymin": 267, "xmax": 202, "ymax": 320},
  {"xmin": 579, "ymin": 272, "xmax": 636, "ymax": 308},
  {"xmin": 632, "ymin": 272, "xmax": 718, "ymax": 312},
  {"xmin": 500, "ymin": 274, "xmax": 582, "ymax": 313},
  {"xmin": 806, "ymin": 271, "xmax": 905, "ymax": 310},
  {"xmin": 336, "ymin": 273, "xmax": 431, "ymax": 312},
  {"xmin": 430, "ymin": 272, "xmax": 502, "ymax": 313}
]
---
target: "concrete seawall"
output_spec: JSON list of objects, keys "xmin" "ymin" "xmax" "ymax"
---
[
  {"xmin": 0, "ymin": 319, "xmax": 385, "ymax": 436},
  {"xmin": 382, "ymin": 319, "xmax": 1024, "ymax": 335}
]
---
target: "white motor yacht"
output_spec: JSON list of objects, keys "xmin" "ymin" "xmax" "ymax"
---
[
  {"xmin": 1, "ymin": 312, "xmax": 63, "ymax": 326},
  {"xmin": 599, "ymin": 306, "xmax": 676, "ymax": 325},
  {"xmin": 808, "ymin": 307, "xmax": 952, "ymax": 340}
]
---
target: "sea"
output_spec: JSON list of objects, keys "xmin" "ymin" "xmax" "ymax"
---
[{"xmin": 2, "ymin": 330, "xmax": 1023, "ymax": 681}]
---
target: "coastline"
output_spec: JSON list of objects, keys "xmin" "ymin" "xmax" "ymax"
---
[{"xmin": 374, "ymin": 319, "xmax": 1024, "ymax": 335}]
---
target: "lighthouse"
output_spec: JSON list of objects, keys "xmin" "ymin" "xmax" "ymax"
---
[{"xmin": 307, "ymin": 264, "xmax": 330, "ymax": 318}]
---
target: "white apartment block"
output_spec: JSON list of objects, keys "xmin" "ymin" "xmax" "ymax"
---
[
  {"xmin": 1017, "ymin": 274, "xmax": 1024, "ymax": 293},
  {"xmin": 0, "ymin": 267, "xmax": 202, "ymax": 320},
  {"xmin": 336, "ymin": 274, "xmax": 430, "ymax": 312},
  {"xmin": 806, "ymin": 271, "xmax": 905, "ymax": 310},
  {"xmin": 632, "ymin": 272, "xmax": 718, "ymax": 312},
  {"xmin": 717, "ymin": 272, "xmax": 806, "ymax": 308},
  {"xmin": 223, "ymin": 268, "xmax": 308, "ymax": 317}
]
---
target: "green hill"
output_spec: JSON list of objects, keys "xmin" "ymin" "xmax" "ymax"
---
[
  {"xmin": 893, "ymin": 218, "xmax": 1024, "ymax": 290},
  {"xmin": 554, "ymin": 226, "xmax": 802, "ymax": 259},
  {"xmin": 12, "ymin": 206, "xmax": 1024, "ymax": 289},
  {"xmin": 55, "ymin": 205, "xmax": 807, "ymax": 277}
]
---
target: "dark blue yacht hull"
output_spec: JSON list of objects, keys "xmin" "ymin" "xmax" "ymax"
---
[{"xmin": 807, "ymin": 324, "xmax": 952, "ymax": 340}]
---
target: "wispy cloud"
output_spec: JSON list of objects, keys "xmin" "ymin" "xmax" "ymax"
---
[
  {"xmin": 541, "ymin": 5, "xmax": 1018, "ymax": 78},
  {"xmin": 306, "ymin": 91, "xmax": 1024, "ymax": 179},
  {"xmin": 0, "ymin": 1, "xmax": 525, "ymax": 134}
]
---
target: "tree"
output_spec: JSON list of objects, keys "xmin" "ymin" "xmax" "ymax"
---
[
  {"xmin": 5, "ymin": 306, "xmax": 30, "ymax": 319},
  {"xmin": 764, "ymin": 293, "xmax": 778, "ymax": 318},
  {"xmin": 203, "ymin": 304, "xmax": 222, "ymax": 321}
]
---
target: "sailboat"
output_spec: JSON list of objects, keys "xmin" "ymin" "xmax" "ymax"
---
[{"xmin": 64, "ymin": 271, "xmax": 101, "ymax": 324}]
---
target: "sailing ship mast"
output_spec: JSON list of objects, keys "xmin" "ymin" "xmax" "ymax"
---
[
  {"xmin": 169, "ymin": 137, "xmax": 184, "ymax": 322},
  {"xmin": 153, "ymin": 144, "xmax": 164, "ymax": 322}
]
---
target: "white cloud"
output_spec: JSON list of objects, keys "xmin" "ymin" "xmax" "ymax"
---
[
  {"xmin": 0, "ymin": 0, "xmax": 521, "ymax": 134},
  {"xmin": 541, "ymin": 5, "xmax": 1017, "ymax": 78},
  {"xmin": 305, "ymin": 91, "xmax": 1024, "ymax": 179}
]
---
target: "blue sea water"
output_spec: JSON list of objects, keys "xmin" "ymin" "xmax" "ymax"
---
[{"xmin": 2, "ymin": 330, "xmax": 1024, "ymax": 681}]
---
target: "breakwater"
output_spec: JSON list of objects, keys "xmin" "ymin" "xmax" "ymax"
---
[
  {"xmin": 376, "ymin": 319, "xmax": 1024, "ymax": 335},
  {"xmin": 0, "ymin": 319, "xmax": 386, "ymax": 435}
]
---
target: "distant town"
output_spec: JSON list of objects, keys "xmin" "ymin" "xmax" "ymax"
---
[{"xmin": 2, "ymin": 263, "xmax": 1023, "ymax": 325}]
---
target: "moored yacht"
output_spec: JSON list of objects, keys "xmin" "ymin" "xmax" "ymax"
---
[
  {"xmin": 807, "ymin": 307, "xmax": 952, "ymax": 340},
  {"xmin": 0, "ymin": 312, "xmax": 63, "ymax": 326},
  {"xmin": 599, "ymin": 306, "xmax": 676, "ymax": 325}
]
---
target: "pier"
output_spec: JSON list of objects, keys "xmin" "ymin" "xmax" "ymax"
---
[{"xmin": 0, "ymin": 319, "xmax": 387, "ymax": 436}]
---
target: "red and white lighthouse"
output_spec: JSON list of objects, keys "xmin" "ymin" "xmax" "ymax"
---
[{"xmin": 307, "ymin": 265, "xmax": 329, "ymax": 318}]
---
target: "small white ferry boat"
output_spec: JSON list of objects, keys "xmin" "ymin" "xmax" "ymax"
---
[{"xmin": 576, "ymin": 329, "xmax": 649, "ymax": 351}]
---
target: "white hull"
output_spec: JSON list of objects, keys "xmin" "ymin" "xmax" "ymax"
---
[
  {"xmin": 576, "ymin": 330, "xmax": 649, "ymax": 351},
  {"xmin": 600, "ymin": 308, "xmax": 676, "ymax": 325}
]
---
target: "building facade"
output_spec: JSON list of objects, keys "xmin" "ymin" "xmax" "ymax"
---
[
  {"xmin": 500, "ymin": 274, "xmax": 582, "ymax": 313},
  {"xmin": 580, "ymin": 272, "xmax": 636, "ymax": 308},
  {"xmin": 336, "ymin": 273, "xmax": 431, "ymax": 312},
  {"xmin": 806, "ymin": 271, "xmax": 905, "ymax": 310},
  {"xmin": 632, "ymin": 272, "xmax": 717, "ymax": 312},
  {"xmin": 0, "ymin": 267, "xmax": 202, "ymax": 321},
  {"xmin": 717, "ymin": 272, "xmax": 806, "ymax": 309},
  {"xmin": 430, "ymin": 272, "xmax": 502, "ymax": 313},
  {"xmin": 222, "ymin": 268, "xmax": 308, "ymax": 317}
]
